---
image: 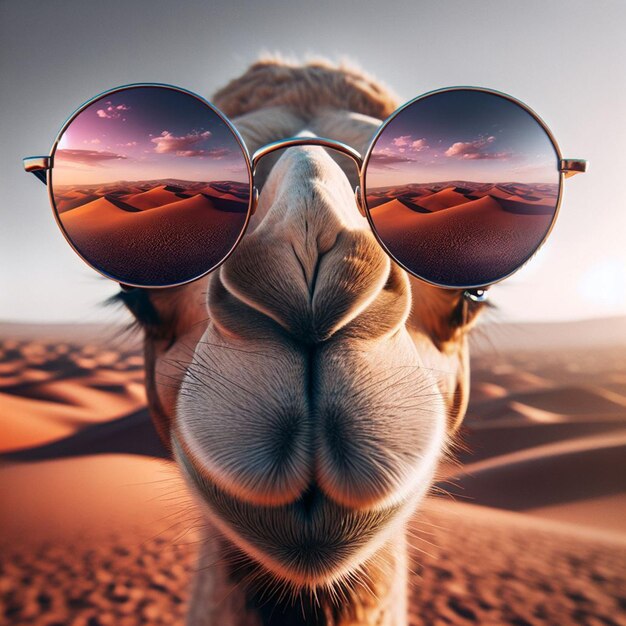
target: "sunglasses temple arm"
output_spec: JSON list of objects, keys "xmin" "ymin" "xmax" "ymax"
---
[
  {"xmin": 560, "ymin": 158, "xmax": 588, "ymax": 178},
  {"xmin": 23, "ymin": 156, "xmax": 50, "ymax": 185},
  {"xmin": 460, "ymin": 158, "xmax": 588, "ymax": 304}
]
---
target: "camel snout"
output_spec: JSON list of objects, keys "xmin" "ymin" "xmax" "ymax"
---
[{"xmin": 219, "ymin": 146, "xmax": 411, "ymax": 344}]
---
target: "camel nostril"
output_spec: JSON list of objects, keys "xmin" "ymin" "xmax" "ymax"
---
[{"xmin": 220, "ymin": 226, "xmax": 392, "ymax": 345}]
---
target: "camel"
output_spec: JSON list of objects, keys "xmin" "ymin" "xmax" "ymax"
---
[{"xmin": 118, "ymin": 59, "xmax": 487, "ymax": 626}]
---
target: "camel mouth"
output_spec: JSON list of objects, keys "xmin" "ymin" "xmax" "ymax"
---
[{"xmin": 172, "ymin": 434, "xmax": 416, "ymax": 587}]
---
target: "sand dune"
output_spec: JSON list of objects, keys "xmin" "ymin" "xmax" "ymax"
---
[
  {"xmin": 470, "ymin": 317, "xmax": 626, "ymax": 354},
  {"xmin": 471, "ymin": 370, "xmax": 554, "ymax": 393},
  {"xmin": 472, "ymin": 184, "xmax": 519, "ymax": 200},
  {"xmin": 0, "ymin": 336, "xmax": 145, "ymax": 452},
  {"xmin": 445, "ymin": 430, "xmax": 626, "ymax": 511},
  {"xmin": 413, "ymin": 187, "xmax": 472, "ymax": 211},
  {"xmin": 55, "ymin": 193, "xmax": 99, "ymax": 213},
  {"xmin": 0, "ymin": 462, "xmax": 624, "ymax": 626},
  {"xmin": 54, "ymin": 179, "xmax": 250, "ymax": 215},
  {"xmin": 190, "ymin": 192, "xmax": 247, "ymax": 212},
  {"xmin": 121, "ymin": 184, "xmax": 189, "ymax": 210},
  {"xmin": 497, "ymin": 195, "xmax": 555, "ymax": 215},
  {"xmin": 367, "ymin": 181, "xmax": 557, "ymax": 217},
  {"xmin": 469, "ymin": 385, "xmax": 626, "ymax": 423},
  {"xmin": 60, "ymin": 195, "xmax": 140, "ymax": 226},
  {"xmin": 0, "ymin": 385, "xmax": 146, "ymax": 451},
  {"xmin": 369, "ymin": 198, "xmax": 412, "ymax": 219},
  {"xmin": 371, "ymin": 192, "xmax": 552, "ymax": 285},
  {"xmin": 59, "ymin": 190, "xmax": 248, "ymax": 284},
  {"xmin": 1, "ymin": 409, "xmax": 167, "ymax": 462},
  {"xmin": 1, "ymin": 322, "xmax": 625, "ymax": 624},
  {"xmin": 54, "ymin": 189, "xmax": 97, "ymax": 214},
  {"xmin": 0, "ymin": 454, "xmax": 180, "ymax": 541},
  {"xmin": 531, "ymin": 493, "xmax": 626, "ymax": 531},
  {"xmin": 468, "ymin": 381, "xmax": 509, "ymax": 401},
  {"xmin": 456, "ymin": 418, "xmax": 626, "ymax": 465},
  {"xmin": 202, "ymin": 188, "xmax": 244, "ymax": 202},
  {"xmin": 375, "ymin": 192, "xmax": 501, "ymax": 221},
  {"xmin": 366, "ymin": 181, "xmax": 557, "ymax": 208}
]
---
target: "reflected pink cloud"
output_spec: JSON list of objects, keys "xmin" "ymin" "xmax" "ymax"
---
[
  {"xmin": 56, "ymin": 149, "xmax": 127, "ymax": 165},
  {"xmin": 151, "ymin": 130, "xmax": 212, "ymax": 154},
  {"xmin": 370, "ymin": 152, "xmax": 416, "ymax": 167},
  {"xmin": 444, "ymin": 135, "xmax": 511, "ymax": 160},
  {"xmin": 392, "ymin": 135, "xmax": 411, "ymax": 147},
  {"xmin": 95, "ymin": 103, "xmax": 131, "ymax": 119},
  {"xmin": 411, "ymin": 138, "xmax": 428, "ymax": 151}
]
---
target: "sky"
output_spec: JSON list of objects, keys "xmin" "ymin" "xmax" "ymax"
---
[
  {"xmin": 367, "ymin": 89, "xmax": 559, "ymax": 187},
  {"xmin": 1, "ymin": 0, "xmax": 625, "ymax": 323},
  {"xmin": 54, "ymin": 86, "xmax": 249, "ymax": 186}
]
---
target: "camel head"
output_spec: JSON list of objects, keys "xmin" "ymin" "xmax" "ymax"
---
[{"xmin": 119, "ymin": 60, "xmax": 486, "ymax": 606}]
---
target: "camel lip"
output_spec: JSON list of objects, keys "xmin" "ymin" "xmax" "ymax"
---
[
  {"xmin": 294, "ymin": 483, "xmax": 324, "ymax": 519},
  {"xmin": 172, "ymin": 434, "xmax": 415, "ymax": 586}
]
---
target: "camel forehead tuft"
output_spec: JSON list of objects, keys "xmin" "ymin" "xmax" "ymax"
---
[{"xmin": 213, "ymin": 56, "xmax": 400, "ymax": 121}]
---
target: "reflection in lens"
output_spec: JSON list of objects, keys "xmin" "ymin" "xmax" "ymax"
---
[
  {"xmin": 51, "ymin": 86, "xmax": 251, "ymax": 286},
  {"xmin": 364, "ymin": 89, "xmax": 560, "ymax": 287}
]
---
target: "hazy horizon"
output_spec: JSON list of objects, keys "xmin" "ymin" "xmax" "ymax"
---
[
  {"xmin": 1, "ymin": 0, "xmax": 624, "ymax": 323},
  {"xmin": 366, "ymin": 180, "xmax": 559, "ymax": 189}
]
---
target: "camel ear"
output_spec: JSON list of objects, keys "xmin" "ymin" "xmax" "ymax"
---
[
  {"xmin": 407, "ymin": 279, "xmax": 487, "ymax": 433},
  {"xmin": 446, "ymin": 342, "xmax": 471, "ymax": 433},
  {"xmin": 408, "ymin": 278, "xmax": 486, "ymax": 347}
]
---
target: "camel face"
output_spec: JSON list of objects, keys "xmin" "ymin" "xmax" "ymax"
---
[
  {"xmin": 123, "ymin": 62, "xmax": 485, "ymax": 597},
  {"xmin": 139, "ymin": 143, "xmax": 476, "ymax": 588}
]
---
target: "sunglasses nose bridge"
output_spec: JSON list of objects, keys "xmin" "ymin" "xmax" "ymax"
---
[
  {"xmin": 251, "ymin": 137, "xmax": 366, "ymax": 217},
  {"xmin": 251, "ymin": 137, "xmax": 363, "ymax": 174}
]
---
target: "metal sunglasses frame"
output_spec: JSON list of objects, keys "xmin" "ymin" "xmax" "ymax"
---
[{"xmin": 24, "ymin": 83, "xmax": 587, "ymax": 298}]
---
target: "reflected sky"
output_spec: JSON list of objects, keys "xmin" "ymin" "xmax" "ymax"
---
[
  {"xmin": 367, "ymin": 90, "xmax": 558, "ymax": 187},
  {"xmin": 55, "ymin": 87, "xmax": 248, "ymax": 186}
]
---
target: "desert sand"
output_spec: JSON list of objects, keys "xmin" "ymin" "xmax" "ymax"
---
[
  {"xmin": 1, "ymin": 319, "xmax": 625, "ymax": 624},
  {"xmin": 2, "ymin": 466, "xmax": 625, "ymax": 626},
  {"xmin": 367, "ymin": 182, "xmax": 557, "ymax": 285},
  {"xmin": 54, "ymin": 180, "xmax": 250, "ymax": 214},
  {"xmin": 53, "ymin": 180, "xmax": 249, "ymax": 285}
]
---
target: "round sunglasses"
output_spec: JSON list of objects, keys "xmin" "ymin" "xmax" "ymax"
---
[{"xmin": 24, "ymin": 83, "xmax": 586, "ymax": 294}]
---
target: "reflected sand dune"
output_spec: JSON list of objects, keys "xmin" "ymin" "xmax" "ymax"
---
[
  {"xmin": 53, "ymin": 180, "xmax": 250, "ymax": 284},
  {"xmin": 367, "ymin": 181, "xmax": 558, "ymax": 284},
  {"xmin": 55, "ymin": 179, "xmax": 250, "ymax": 213}
]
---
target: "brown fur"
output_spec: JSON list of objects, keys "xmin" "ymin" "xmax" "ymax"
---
[{"xmin": 213, "ymin": 57, "xmax": 400, "ymax": 121}]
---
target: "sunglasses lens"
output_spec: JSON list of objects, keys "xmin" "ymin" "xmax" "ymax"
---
[
  {"xmin": 51, "ymin": 86, "xmax": 251, "ymax": 287},
  {"xmin": 364, "ymin": 89, "xmax": 560, "ymax": 287}
]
